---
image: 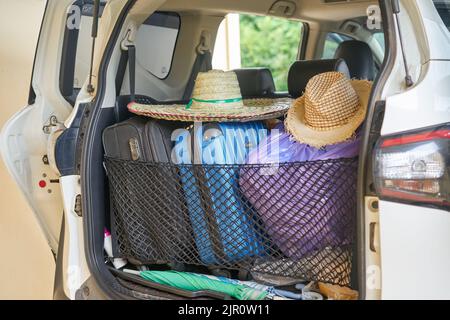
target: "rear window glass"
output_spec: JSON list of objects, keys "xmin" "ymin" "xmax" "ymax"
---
[
  {"xmin": 213, "ymin": 14, "xmax": 304, "ymax": 92},
  {"xmin": 60, "ymin": 0, "xmax": 108, "ymax": 103},
  {"xmin": 434, "ymin": 0, "xmax": 450, "ymax": 30},
  {"xmin": 73, "ymin": 1, "xmax": 106, "ymax": 89},
  {"xmin": 136, "ymin": 12, "xmax": 180, "ymax": 79},
  {"xmin": 373, "ymin": 32, "xmax": 385, "ymax": 51},
  {"xmin": 322, "ymin": 33, "xmax": 354, "ymax": 59}
]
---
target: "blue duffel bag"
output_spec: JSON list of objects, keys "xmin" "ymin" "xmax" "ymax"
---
[{"xmin": 173, "ymin": 122, "xmax": 267, "ymax": 265}]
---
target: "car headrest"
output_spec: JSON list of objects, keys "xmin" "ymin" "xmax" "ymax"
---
[
  {"xmin": 334, "ymin": 40, "xmax": 375, "ymax": 81},
  {"xmin": 288, "ymin": 59, "xmax": 350, "ymax": 98},
  {"xmin": 233, "ymin": 68, "xmax": 276, "ymax": 98}
]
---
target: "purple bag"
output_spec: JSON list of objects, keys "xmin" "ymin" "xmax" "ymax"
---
[{"xmin": 239, "ymin": 123, "xmax": 361, "ymax": 259}]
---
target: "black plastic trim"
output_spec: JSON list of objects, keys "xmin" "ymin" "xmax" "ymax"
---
[
  {"xmin": 365, "ymin": 100, "xmax": 387, "ymax": 195},
  {"xmin": 81, "ymin": 1, "xmax": 106, "ymax": 17},
  {"xmin": 299, "ymin": 22, "xmax": 310, "ymax": 60},
  {"xmin": 55, "ymin": 103, "xmax": 87, "ymax": 176},
  {"xmin": 59, "ymin": 1, "xmax": 83, "ymax": 100},
  {"xmin": 143, "ymin": 11, "xmax": 180, "ymax": 29}
]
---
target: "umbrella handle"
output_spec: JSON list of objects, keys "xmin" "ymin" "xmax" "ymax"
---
[{"xmin": 124, "ymin": 269, "xmax": 140, "ymax": 276}]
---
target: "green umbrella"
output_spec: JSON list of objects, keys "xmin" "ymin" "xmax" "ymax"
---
[{"xmin": 127, "ymin": 270, "xmax": 268, "ymax": 300}]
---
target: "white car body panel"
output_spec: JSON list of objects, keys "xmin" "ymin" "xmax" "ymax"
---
[
  {"xmin": 0, "ymin": 0, "xmax": 90, "ymax": 297},
  {"xmin": 0, "ymin": 0, "xmax": 82, "ymax": 254},
  {"xmin": 377, "ymin": 0, "xmax": 450, "ymax": 300},
  {"xmin": 0, "ymin": 103, "xmax": 63, "ymax": 251},
  {"xmin": 60, "ymin": 175, "xmax": 91, "ymax": 300},
  {"xmin": 381, "ymin": 61, "xmax": 450, "ymax": 136},
  {"xmin": 416, "ymin": 0, "xmax": 450, "ymax": 61},
  {"xmin": 380, "ymin": 202, "xmax": 450, "ymax": 300},
  {"xmin": 364, "ymin": 197, "xmax": 382, "ymax": 300}
]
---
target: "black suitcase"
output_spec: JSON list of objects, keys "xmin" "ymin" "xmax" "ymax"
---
[
  {"xmin": 103, "ymin": 117, "xmax": 176, "ymax": 162},
  {"xmin": 103, "ymin": 117, "xmax": 193, "ymax": 265}
]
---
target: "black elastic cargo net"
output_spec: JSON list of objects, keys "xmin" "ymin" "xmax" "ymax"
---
[{"xmin": 105, "ymin": 157, "xmax": 358, "ymax": 286}]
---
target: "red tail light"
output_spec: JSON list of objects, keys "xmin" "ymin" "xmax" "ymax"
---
[{"xmin": 374, "ymin": 124, "xmax": 450, "ymax": 208}]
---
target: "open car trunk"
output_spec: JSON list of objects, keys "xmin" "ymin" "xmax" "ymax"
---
[{"xmin": 77, "ymin": 0, "xmax": 392, "ymax": 300}]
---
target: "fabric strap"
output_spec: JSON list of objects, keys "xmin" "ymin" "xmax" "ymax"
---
[
  {"xmin": 182, "ymin": 51, "xmax": 212, "ymax": 101},
  {"xmin": 115, "ymin": 45, "xmax": 136, "ymax": 101},
  {"xmin": 115, "ymin": 48, "xmax": 129, "ymax": 97},
  {"xmin": 114, "ymin": 45, "xmax": 136, "ymax": 122},
  {"xmin": 128, "ymin": 45, "xmax": 136, "ymax": 102}
]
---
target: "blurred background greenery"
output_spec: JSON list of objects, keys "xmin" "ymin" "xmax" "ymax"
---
[{"xmin": 239, "ymin": 14, "xmax": 303, "ymax": 92}]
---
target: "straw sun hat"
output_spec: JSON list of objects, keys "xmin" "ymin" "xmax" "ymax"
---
[
  {"xmin": 128, "ymin": 70, "xmax": 292, "ymax": 122},
  {"xmin": 285, "ymin": 72, "xmax": 372, "ymax": 148}
]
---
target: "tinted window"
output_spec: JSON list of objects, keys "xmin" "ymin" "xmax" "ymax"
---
[
  {"xmin": 322, "ymin": 32, "xmax": 353, "ymax": 59},
  {"xmin": 373, "ymin": 32, "xmax": 385, "ymax": 53},
  {"xmin": 433, "ymin": 0, "xmax": 450, "ymax": 30},
  {"xmin": 60, "ymin": 0, "xmax": 107, "ymax": 104},
  {"xmin": 73, "ymin": 2, "xmax": 105, "ymax": 89},
  {"xmin": 136, "ymin": 12, "xmax": 180, "ymax": 79}
]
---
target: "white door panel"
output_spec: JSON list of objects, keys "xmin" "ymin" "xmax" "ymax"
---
[
  {"xmin": 0, "ymin": 0, "xmax": 75, "ymax": 251},
  {"xmin": 379, "ymin": 55, "xmax": 450, "ymax": 299},
  {"xmin": 0, "ymin": 104, "xmax": 63, "ymax": 250},
  {"xmin": 381, "ymin": 60, "xmax": 450, "ymax": 136},
  {"xmin": 60, "ymin": 175, "xmax": 90, "ymax": 300},
  {"xmin": 377, "ymin": 3, "xmax": 450, "ymax": 299},
  {"xmin": 365, "ymin": 197, "xmax": 382, "ymax": 300},
  {"xmin": 416, "ymin": 0, "xmax": 450, "ymax": 61},
  {"xmin": 380, "ymin": 201, "xmax": 450, "ymax": 300}
]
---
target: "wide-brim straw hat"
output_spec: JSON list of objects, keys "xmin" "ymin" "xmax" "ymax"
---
[
  {"xmin": 128, "ymin": 70, "xmax": 292, "ymax": 122},
  {"xmin": 285, "ymin": 72, "xmax": 372, "ymax": 148}
]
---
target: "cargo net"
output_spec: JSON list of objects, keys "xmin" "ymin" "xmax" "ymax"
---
[{"xmin": 105, "ymin": 157, "xmax": 358, "ymax": 286}]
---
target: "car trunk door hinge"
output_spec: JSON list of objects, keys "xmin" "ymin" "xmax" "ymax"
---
[{"xmin": 43, "ymin": 115, "xmax": 65, "ymax": 135}]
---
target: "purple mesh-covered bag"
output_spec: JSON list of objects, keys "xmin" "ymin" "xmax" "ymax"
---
[{"xmin": 239, "ymin": 123, "xmax": 361, "ymax": 260}]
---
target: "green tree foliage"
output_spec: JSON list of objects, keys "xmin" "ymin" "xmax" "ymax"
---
[{"xmin": 239, "ymin": 15, "xmax": 303, "ymax": 91}]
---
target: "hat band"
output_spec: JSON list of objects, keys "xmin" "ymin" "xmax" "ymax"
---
[{"xmin": 186, "ymin": 97, "xmax": 243, "ymax": 110}]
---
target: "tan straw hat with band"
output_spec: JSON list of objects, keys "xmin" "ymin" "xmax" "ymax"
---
[
  {"xmin": 128, "ymin": 70, "xmax": 292, "ymax": 122},
  {"xmin": 285, "ymin": 72, "xmax": 372, "ymax": 148}
]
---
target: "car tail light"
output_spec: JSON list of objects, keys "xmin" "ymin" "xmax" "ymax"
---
[{"xmin": 374, "ymin": 124, "xmax": 449, "ymax": 208}]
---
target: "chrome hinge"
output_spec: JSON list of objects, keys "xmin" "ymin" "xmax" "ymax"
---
[{"xmin": 43, "ymin": 116, "xmax": 65, "ymax": 134}]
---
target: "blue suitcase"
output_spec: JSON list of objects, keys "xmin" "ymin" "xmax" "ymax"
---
[{"xmin": 173, "ymin": 122, "xmax": 267, "ymax": 264}]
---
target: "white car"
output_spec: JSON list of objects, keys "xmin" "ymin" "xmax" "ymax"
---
[{"xmin": 1, "ymin": 0, "xmax": 449, "ymax": 300}]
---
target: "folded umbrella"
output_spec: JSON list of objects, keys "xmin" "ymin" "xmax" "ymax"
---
[
  {"xmin": 125, "ymin": 270, "xmax": 268, "ymax": 300},
  {"xmin": 198, "ymin": 274, "xmax": 303, "ymax": 300}
]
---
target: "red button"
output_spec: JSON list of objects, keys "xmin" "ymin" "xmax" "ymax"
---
[{"xmin": 39, "ymin": 180, "xmax": 47, "ymax": 188}]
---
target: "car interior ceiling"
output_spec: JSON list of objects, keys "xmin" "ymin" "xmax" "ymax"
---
[{"xmin": 83, "ymin": 0, "xmax": 384, "ymax": 300}]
